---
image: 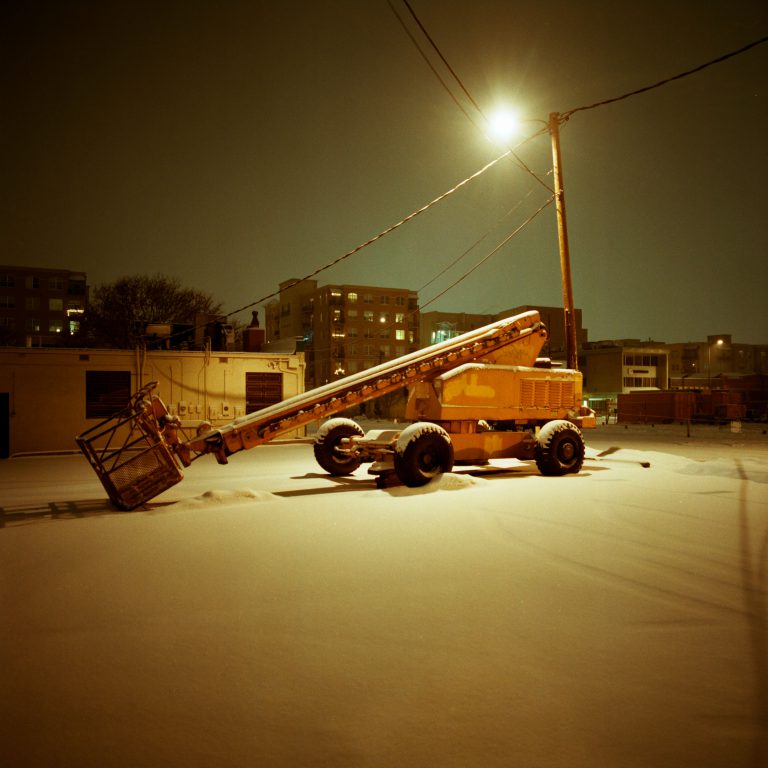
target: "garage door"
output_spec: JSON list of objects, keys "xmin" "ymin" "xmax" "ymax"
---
[{"xmin": 245, "ymin": 372, "xmax": 283, "ymax": 414}]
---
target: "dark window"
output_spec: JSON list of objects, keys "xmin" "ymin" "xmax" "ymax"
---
[
  {"xmin": 86, "ymin": 371, "xmax": 131, "ymax": 419},
  {"xmin": 245, "ymin": 372, "xmax": 283, "ymax": 414}
]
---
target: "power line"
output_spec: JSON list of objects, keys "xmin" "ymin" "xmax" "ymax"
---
[
  {"xmin": 191, "ymin": 29, "xmax": 768, "ymax": 346},
  {"xmin": 391, "ymin": 0, "xmax": 552, "ymax": 192},
  {"xmin": 220, "ymin": 148, "xmax": 514, "ymax": 321},
  {"xmin": 417, "ymin": 184, "xmax": 543, "ymax": 294},
  {"xmin": 562, "ymin": 34, "xmax": 768, "ymax": 119},
  {"xmin": 306, "ymin": 194, "xmax": 554, "ymax": 360},
  {"xmin": 419, "ymin": 195, "xmax": 555, "ymax": 313},
  {"xmin": 386, "ymin": 0, "xmax": 482, "ymax": 134},
  {"xmin": 400, "ymin": 0, "xmax": 484, "ymax": 118}
]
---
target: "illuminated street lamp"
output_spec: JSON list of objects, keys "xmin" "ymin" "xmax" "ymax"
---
[
  {"xmin": 707, "ymin": 337, "xmax": 724, "ymax": 389},
  {"xmin": 487, "ymin": 109, "xmax": 578, "ymax": 370}
]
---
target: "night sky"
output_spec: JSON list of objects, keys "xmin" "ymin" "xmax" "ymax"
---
[{"xmin": 3, "ymin": 0, "xmax": 767, "ymax": 344}]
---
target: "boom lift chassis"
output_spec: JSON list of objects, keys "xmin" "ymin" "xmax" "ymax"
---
[{"xmin": 77, "ymin": 311, "xmax": 595, "ymax": 510}]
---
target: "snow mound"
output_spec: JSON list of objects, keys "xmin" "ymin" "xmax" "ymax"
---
[
  {"xmin": 170, "ymin": 488, "xmax": 283, "ymax": 509},
  {"xmin": 385, "ymin": 471, "xmax": 487, "ymax": 496}
]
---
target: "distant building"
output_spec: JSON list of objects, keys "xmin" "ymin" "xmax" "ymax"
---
[
  {"xmin": 580, "ymin": 340, "xmax": 670, "ymax": 417},
  {"xmin": 264, "ymin": 280, "xmax": 419, "ymax": 387},
  {"xmin": 0, "ymin": 265, "xmax": 88, "ymax": 347},
  {"xmin": 420, "ymin": 304, "xmax": 587, "ymax": 364},
  {"xmin": 419, "ymin": 311, "xmax": 495, "ymax": 347},
  {"xmin": 581, "ymin": 334, "xmax": 768, "ymax": 420},
  {"xmin": 665, "ymin": 335, "xmax": 768, "ymax": 386}
]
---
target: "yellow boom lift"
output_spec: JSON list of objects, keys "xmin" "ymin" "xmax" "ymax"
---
[{"xmin": 77, "ymin": 310, "xmax": 595, "ymax": 510}]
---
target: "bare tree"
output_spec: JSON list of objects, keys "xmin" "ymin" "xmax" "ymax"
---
[{"xmin": 82, "ymin": 274, "xmax": 222, "ymax": 348}]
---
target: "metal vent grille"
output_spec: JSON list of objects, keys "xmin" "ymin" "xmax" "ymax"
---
[{"xmin": 521, "ymin": 379, "xmax": 576, "ymax": 408}]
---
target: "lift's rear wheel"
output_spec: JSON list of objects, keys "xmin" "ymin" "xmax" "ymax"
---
[
  {"xmin": 394, "ymin": 422, "xmax": 454, "ymax": 487},
  {"xmin": 535, "ymin": 420, "xmax": 585, "ymax": 476},
  {"xmin": 314, "ymin": 418, "xmax": 365, "ymax": 475}
]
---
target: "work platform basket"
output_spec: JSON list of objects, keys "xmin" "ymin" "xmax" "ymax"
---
[{"xmin": 76, "ymin": 382, "xmax": 183, "ymax": 510}]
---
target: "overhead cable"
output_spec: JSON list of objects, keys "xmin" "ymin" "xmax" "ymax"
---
[
  {"xmin": 220, "ymin": 149, "xmax": 514, "ymax": 319},
  {"xmin": 386, "ymin": 0, "xmax": 482, "ymax": 133},
  {"xmin": 418, "ymin": 184, "xmax": 542, "ymax": 293},
  {"xmin": 562, "ymin": 34, "xmax": 768, "ymax": 119},
  {"xmin": 392, "ymin": 0, "xmax": 551, "ymax": 192},
  {"xmin": 205, "ymin": 28, "xmax": 768, "ymax": 338},
  {"xmin": 419, "ymin": 195, "xmax": 555, "ymax": 313}
]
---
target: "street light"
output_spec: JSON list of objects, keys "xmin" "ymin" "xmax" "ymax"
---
[
  {"xmin": 487, "ymin": 110, "xmax": 578, "ymax": 370},
  {"xmin": 707, "ymin": 337, "xmax": 724, "ymax": 389}
]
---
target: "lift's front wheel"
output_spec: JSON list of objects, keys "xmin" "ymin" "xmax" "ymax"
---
[
  {"xmin": 394, "ymin": 422, "xmax": 454, "ymax": 487},
  {"xmin": 535, "ymin": 420, "xmax": 585, "ymax": 475},
  {"xmin": 314, "ymin": 418, "xmax": 365, "ymax": 475}
]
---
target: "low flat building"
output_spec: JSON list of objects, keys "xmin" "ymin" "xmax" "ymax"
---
[{"xmin": 0, "ymin": 346, "xmax": 305, "ymax": 456}]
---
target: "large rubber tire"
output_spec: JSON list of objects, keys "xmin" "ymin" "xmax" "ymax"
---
[
  {"xmin": 394, "ymin": 423, "xmax": 454, "ymax": 487},
  {"xmin": 535, "ymin": 420, "xmax": 585, "ymax": 476},
  {"xmin": 314, "ymin": 418, "xmax": 365, "ymax": 476}
]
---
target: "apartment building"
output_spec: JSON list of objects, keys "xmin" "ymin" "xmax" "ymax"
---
[
  {"xmin": 264, "ymin": 280, "xmax": 419, "ymax": 387},
  {"xmin": 0, "ymin": 265, "xmax": 88, "ymax": 347}
]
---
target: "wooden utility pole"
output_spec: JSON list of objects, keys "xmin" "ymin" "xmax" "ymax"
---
[{"xmin": 548, "ymin": 112, "xmax": 579, "ymax": 371}]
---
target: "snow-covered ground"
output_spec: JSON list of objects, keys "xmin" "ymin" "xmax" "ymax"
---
[{"xmin": 1, "ymin": 423, "xmax": 767, "ymax": 767}]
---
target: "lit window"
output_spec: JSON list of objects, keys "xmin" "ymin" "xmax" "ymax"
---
[
  {"xmin": 49, "ymin": 319, "xmax": 64, "ymax": 333},
  {"xmin": 347, "ymin": 292, "xmax": 357, "ymax": 303},
  {"xmin": 395, "ymin": 312, "xmax": 405, "ymax": 323},
  {"xmin": 379, "ymin": 313, "xmax": 388, "ymax": 323},
  {"xmin": 431, "ymin": 328, "xmax": 458, "ymax": 344},
  {"xmin": 395, "ymin": 329, "xmax": 405, "ymax": 340},
  {"xmin": 363, "ymin": 311, "xmax": 374, "ymax": 322}
]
